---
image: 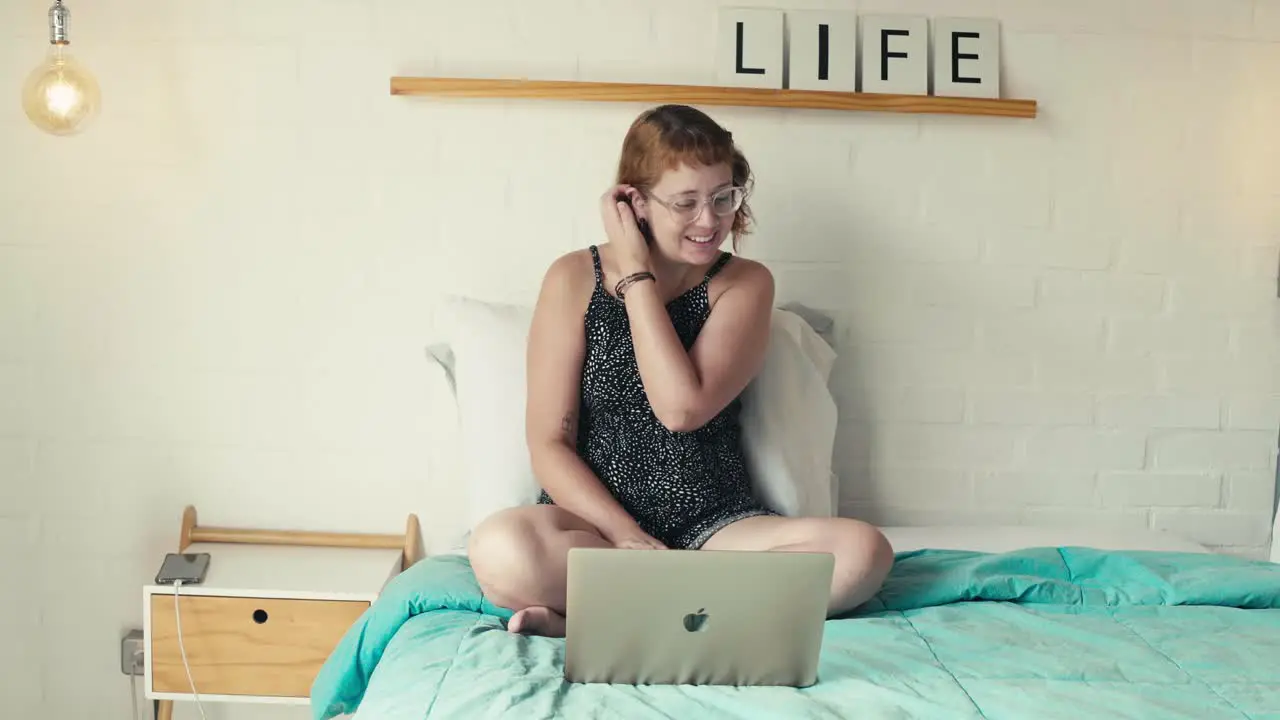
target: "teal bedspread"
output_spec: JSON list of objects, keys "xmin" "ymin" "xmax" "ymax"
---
[{"xmin": 311, "ymin": 548, "xmax": 1280, "ymax": 720}]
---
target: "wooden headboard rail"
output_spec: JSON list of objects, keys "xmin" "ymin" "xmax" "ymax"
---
[{"xmin": 176, "ymin": 505, "xmax": 424, "ymax": 567}]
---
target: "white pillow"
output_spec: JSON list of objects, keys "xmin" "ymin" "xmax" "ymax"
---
[
  {"xmin": 430, "ymin": 295, "xmax": 840, "ymax": 536},
  {"xmin": 432, "ymin": 296, "xmax": 540, "ymax": 533},
  {"xmin": 739, "ymin": 309, "xmax": 839, "ymax": 518}
]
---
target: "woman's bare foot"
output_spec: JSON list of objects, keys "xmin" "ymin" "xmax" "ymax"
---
[{"xmin": 507, "ymin": 606, "xmax": 566, "ymax": 637}]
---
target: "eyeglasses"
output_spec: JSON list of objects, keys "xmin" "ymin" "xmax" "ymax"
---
[{"xmin": 646, "ymin": 186, "xmax": 746, "ymax": 223}]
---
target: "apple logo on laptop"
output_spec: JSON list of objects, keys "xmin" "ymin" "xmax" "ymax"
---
[{"xmin": 683, "ymin": 608, "xmax": 709, "ymax": 633}]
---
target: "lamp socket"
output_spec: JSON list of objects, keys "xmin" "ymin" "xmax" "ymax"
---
[{"xmin": 120, "ymin": 628, "xmax": 144, "ymax": 676}]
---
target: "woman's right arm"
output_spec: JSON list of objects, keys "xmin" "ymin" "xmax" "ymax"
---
[{"xmin": 526, "ymin": 252, "xmax": 664, "ymax": 548}]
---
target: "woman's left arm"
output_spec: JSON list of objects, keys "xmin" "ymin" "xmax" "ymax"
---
[{"xmin": 623, "ymin": 263, "xmax": 775, "ymax": 433}]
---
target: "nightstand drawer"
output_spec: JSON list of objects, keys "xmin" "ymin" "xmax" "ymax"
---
[{"xmin": 148, "ymin": 595, "xmax": 367, "ymax": 698}]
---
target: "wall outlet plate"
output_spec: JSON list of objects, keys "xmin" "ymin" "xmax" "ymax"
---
[{"xmin": 120, "ymin": 628, "xmax": 144, "ymax": 676}]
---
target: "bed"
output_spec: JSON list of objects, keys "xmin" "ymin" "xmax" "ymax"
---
[
  {"xmin": 311, "ymin": 299, "xmax": 1280, "ymax": 718},
  {"xmin": 309, "ymin": 524, "xmax": 1280, "ymax": 720}
]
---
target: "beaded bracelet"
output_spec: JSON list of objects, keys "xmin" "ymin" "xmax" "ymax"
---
[{"xmin": 615, "ymin": 271, "xmax": 656, "ymax": 299}]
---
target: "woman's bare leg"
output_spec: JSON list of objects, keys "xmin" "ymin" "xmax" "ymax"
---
[
  {"xmin": 701, "ymin": 516, "xmax": 894, "ymax": 616},
  {"xmin": 468, "ymin": 504, "xmax": 612, "ymax": 637}
]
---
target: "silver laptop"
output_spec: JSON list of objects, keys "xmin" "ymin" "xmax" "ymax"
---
[{"xmin": 564, "ymin": 547, "xmax": 834, "ymax": 687}]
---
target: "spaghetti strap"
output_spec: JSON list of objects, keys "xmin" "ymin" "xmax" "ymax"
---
[
  {"xmin": 588, "ymin": 245, "xmax": 603, "ymax": 288},
  {"xmin": 703, "ymin": 252, "xmax": 732, "ymax": 283}
]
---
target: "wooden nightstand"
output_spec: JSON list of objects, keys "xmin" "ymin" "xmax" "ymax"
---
[{"xmin": 143, "ymin": 507, "xmax": 422, "ymax": 718}]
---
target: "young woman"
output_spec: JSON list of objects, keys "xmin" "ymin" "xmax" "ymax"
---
[{"xmin": 468, "ymin": 104, "xmax": 894, "ymax": 637}]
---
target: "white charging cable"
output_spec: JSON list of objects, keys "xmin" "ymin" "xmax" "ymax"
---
[
  {"xmin": 130, "ymin": 663, "xmax": 140, "ymax": 720},
  {"xmin": 172, "ymin": 580, "xmax": 209, "ymax": 720}
]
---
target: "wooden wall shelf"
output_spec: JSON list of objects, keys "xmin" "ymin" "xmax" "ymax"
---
[{"xmin": 389, "ymin": 76, "xmax": 1038, "ymax": 119}]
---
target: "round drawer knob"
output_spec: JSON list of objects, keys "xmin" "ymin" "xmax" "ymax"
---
[{"xmin": 252, "ymin": 609, "xmax": 269, "ymax": 624}]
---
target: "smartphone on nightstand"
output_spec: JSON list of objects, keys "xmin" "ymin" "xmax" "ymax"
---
[{"xmin": 155, "ymin": 552, "xmax": 211, "ymax": 585}]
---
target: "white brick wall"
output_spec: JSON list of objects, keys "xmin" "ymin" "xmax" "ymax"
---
[
  {"xmin": 1036, "ymin": 270, "xmax": 1167, "ymax": 316},
  {"xmin": 1152, "ymin": 510, "xmax": 1275, "ymax": 548},
  {"xmin": 2, "ymin": 1, "xmax": 1279, "ymax": 718},
  {"xmin": 1149, "ymin": 430, "xmax": 1276, "ymax": 471},
  {"xmin": 0, "ymin": 514, "xmax": 40, "ymax": 718},
  {"xmin": 1109, "ymin": 318, "xmax": 1233, "ymax": 356},
  {"xmin": 974, "ymin": 471, "xmax": 1099, "ymax": 507},
  {"xmin": 969, "ymin": 390, "xmax": 1093, "ymax": 426},
  {"xmin": 1097, "ymin": 394, "xmax": 1222, "ymax": 429},
  {"xmin": 979, "ymin": 309, "xmax": 1108, "ymax": 354},
  {"xmin": 986, "ymin": 226, "xmax": 1115, "ymax": 271},
  {"xmin": 1023, "ymin": 428, "xmax": 1149, "ymax": 471},
  {"xmin": 1037, "ymin": 351, "xmax": 1160, "ymax": 393},
  {"xmin": 1098, "ymin": 472, "xmax": 1223, "ymax": 508},
  {"xmin": 1225, "ymin": 470, "xmax": 1278, "ymax": 512}
]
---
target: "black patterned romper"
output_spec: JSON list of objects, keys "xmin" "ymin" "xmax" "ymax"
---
[{"xmin": 537, "ymin": 245, "xmax": 776, "ymax": 549}]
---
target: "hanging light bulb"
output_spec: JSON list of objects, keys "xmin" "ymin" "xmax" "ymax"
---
[{"xmin": 21, "ymin": 0, "xmax": 101, "ymax": 136}]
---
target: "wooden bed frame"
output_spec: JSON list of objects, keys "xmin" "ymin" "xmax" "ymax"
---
[
  {"xmin": 174, "ymin": 505, "xmax": 423, "ymax": 562},
  {"xmin": 155, "ymin": 505, "xmax": 423, "ymax": 720}
]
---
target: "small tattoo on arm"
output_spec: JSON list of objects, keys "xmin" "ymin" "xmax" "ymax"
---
[{"xmin": 560, "ymin": 412, "xmax": 576, "ymax": 438}]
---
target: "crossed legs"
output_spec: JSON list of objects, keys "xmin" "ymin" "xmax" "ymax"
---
[
  {"xmin": 468, "ymin": 506, "xmax": 895, "ymax": 637},
  {"xmin": 700, "ymin": 515, "xmax": 895, "ymax": 616}
]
